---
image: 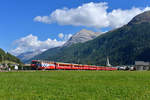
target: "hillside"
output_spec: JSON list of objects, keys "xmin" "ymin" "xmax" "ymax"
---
[
  {"xmin": 0, "ymin": 48, "xmax": 21, "ymax": 64},
  {"xmin": 29, "ymin": 11, "xmax": 150, "ymax": 65}
]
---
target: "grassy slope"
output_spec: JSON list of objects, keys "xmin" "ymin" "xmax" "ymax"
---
[
  {"xmin": 0, "ymin": 60, "xmax": 18, "ymax": 64},
  {"xmin": 0, "ymin": 71, "xmax": 150, "ymax": 100},
  {"xmin": 0, "ymin": 48, "xmax": 22, "ymax": 64}
]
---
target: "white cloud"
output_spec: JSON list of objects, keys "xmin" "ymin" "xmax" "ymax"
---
[
  {"xmin": 58, "ymin": 33, "xmax": 64, "ymax": 39},
  {"xmin": 34, "ymin": 16, "xmax": 52, "ymax": 24},
  {"xmin": 34, "ymin": 2, "xmax": 150, "ymax": 29},
  {"xmin": 34, "ymin": 2, "xmax": 109, "ymax": 28},
  {"xmin": 64, "ymin": 34, "xmax": 73, "ymax": 41},
  {"xmin": 58, "ymin": 33, "xmax": 73, "ymax": 41},
  {"xmin": 108, "ymin": 7, "xmax": 150, "ymax": 28},
  {"xmin": 11, "ymin": 34, "xmax": 66, "ymax": 56},
  {"xmin": 66, "ymin": 34, "xmax": 73, "ymax": 40}
]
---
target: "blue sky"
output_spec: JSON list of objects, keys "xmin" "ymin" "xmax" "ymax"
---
[{"xmin": 0, "ymin": 0, "xmax": 150, "ymax": 55}]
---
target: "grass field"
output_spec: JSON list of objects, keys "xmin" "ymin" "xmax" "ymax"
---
[{"xmin": 0, "ymin": 71, "xmax": 150, "ymax": 100}]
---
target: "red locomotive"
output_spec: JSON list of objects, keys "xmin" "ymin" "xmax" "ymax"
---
[{"xmin": 31, "ymin": 60, "xmax": 117, "ymax": 71}]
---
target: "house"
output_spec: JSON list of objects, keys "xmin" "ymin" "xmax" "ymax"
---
[{"xmin": 135, "ymin": 61, "xmax": 150, "ymax": 70}]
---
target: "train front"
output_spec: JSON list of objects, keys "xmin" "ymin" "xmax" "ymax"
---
[
  {"xmin": 31, "ymin": 60, "xmax": 56, "ymax": 70},
  {"xmin": 31, "ymin": 60, "xmax": 41, "ymax": 70}
]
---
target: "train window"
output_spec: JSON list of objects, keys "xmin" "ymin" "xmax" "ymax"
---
[
  {"xmin": 59, "ymin": 64, "xmax": 70, "ymax": 66},
  {"xmin": 74, "ymin": 65, "xmax": 79, "ymax": 67}
]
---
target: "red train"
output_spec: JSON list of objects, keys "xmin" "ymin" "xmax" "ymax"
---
[{"xmin": 31, "ymin": 60, "xmax": 117, "ymax": 71}]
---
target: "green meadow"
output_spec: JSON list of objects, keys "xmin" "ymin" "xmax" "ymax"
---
[{"xmin": 0, "ymin": 71, "xmax": 150, "ymax": 100}]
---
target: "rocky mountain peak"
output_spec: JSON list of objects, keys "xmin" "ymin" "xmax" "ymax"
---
[{"xmin": 63, "ymin": 29, "xmax": 101, "ymax": 47}]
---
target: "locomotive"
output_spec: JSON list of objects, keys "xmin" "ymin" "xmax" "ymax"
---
[{"xmin": 31, "ymin": 60, "xmax": 117, "ymax": 71}]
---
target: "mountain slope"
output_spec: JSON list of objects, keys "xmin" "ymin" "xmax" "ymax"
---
[
  {"xmin": 28, "ymin": 11, "xmax": 150, "ymax": 65},
  {"xmin": 0, "ymin": 48, "xmax": 21, "ymax": 64},
  {"xmin": 48, "ymin": 23, "xmax": 150, "ymax": 65},
  {"xmin": 128, "ymin": 11, "xmax": 150, "ymax": 25}
]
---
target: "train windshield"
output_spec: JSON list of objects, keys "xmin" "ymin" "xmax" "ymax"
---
[{"xmin": 31, "ymin": 61, "xmax": 39, "ymax": 64}]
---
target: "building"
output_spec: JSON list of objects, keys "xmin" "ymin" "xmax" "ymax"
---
[{"xmin": 135, "ymin": 61, "xmax": 150, "ymax": 70}]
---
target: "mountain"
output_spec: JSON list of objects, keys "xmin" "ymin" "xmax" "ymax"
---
[
  {"xmin": 24, "ymin": 29, "xmax": 101, "ymax": 63},
  {"xmin": 0, "ymin": 48, "xmax": 21, "ymax": 64},
  {"xmin": 27, "ymin": 11, "xmax": 150, "ymax": 65},
  {"xmin": 17, "ymin": 50, "xmax": 43, "ymax": 63},
  {"xmin": 63, "ymin": 29, "xmax": 101, "ymax": 46},
  {"xmin": 128, "ymin": 11, "xmax": 150, "ymax": 25},
  {"xmin": 20, "ymin": 29, "xmax": 100, "ymax": 63}
]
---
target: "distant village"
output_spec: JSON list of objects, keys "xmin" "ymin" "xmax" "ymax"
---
[{"xmin": 0, "ymin": 62, "xmax": 31, "ymax": 71}]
